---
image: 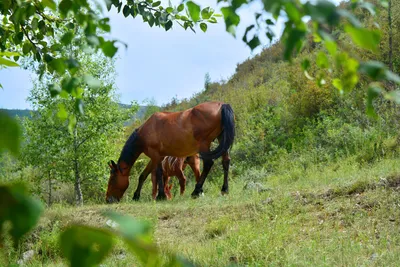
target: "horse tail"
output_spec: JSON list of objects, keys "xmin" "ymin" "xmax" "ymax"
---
[{"xmin": 200, "ymin": 104, "xmax": 235, "ymax": 160}]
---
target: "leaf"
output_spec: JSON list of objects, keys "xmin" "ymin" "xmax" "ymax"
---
[
  {"xmin": 68, "ymin": 114, "xmax": 77, "ymax": 134},
  {"xmin": 201, "ymin": 7, "xmax": 212, "ymax": 19},
  {"xmin": 123, "ymin": 5, "xmax": 130, "ymax": 17},
  {"xmin": 166, "ymin": 7, "xmax": 173, "ymax": 14},
  {"xmin": 165, "ymin": 20, "xmax": 173, "ymax": 31},
  {"xmin": 42, "ymin": 0, "xmax": 56, "ymax": 10},
  {"xmin": 0, "ymin": 111, "xmax": 21, "ymax": 156},
  {"xmin": 301, "ymin": 59, "xmax": 310, "ymax": 70},
  {"xmin": 385, "ymin": 90, "xmax": 400, "ymax": 104},
  {"xmin": 304, "ymin": 0, "xmax": 339, "ymax": 26},
  {"xmin": 265, "ymin": 19, "xmax": 274, "ymax": 25},
  {"xmin": 57, "ymin": 103, "xmax": 68, "ymax": 120},
  {"xmin": 49, "ymin": 58, "xmax": 66, "ymax": 74},
  {"xmin": 0, "ymin": 183, "xmax": 44, "ymax": 247},
  {"xmin": 61, "ymin": 31, "xmax": 74, "ymax": 45},
  {"xmin": 186, "ymin": 1, "xmax": 201, "ymax": 22},
  {"xmin": 324, "ymin": 40, "xmax": 337, "ymax": 55},
  {"xmin": 101, "ymin": 41, "xmax": 118, "ymax": 58},
  {"xmin": 283, "ymin": 28, "xmax": 306, "ymax": 61},
  {"xmin": 221, "ymin": 7, "xmax": 240, "ymax": 36},
  {"xmin": 366, "ymin": 85, "xmax": 381, "ymax": 117},
  {"xmin": 104, "ymin": 211, "xmax": 159, "ymax": 265},
  {"xmin": 152, "ymin": 1, "xmax": 161, "ymax": 7},
  {"xmin": 177, "ymin": 3, "xmax": 184, "ymax": 12},
  {"xmin": 75, "ymin": 99, "xmax": 84, "ymax": 115},
  {"xmin": 60, "ymin": 225, "xmax": 114, "ymax": 267},
  {"xmin": 49, "ymin": 83, "xmax": 61, "ymax": 97},
  {"xmin": 0, "ymin": 57, "xmax": 19, "ymax": 67},
  {"xmin": 316, "ymin": 51, "xmax": 329, "ymax": 69},
  {"xmin": 200, "ymin": 23, "xmax": 207, "ymax": 33},
  {"xmin": 359, "ymin": 61, "xmax": 400, "ymax": 83},
  {"xmin": 344, "ymin": 25, "xmax": 381, "ymax": 52},
  {"xmin": 247, "ymin": 36, "xmax": 260, "ymax": 50}
]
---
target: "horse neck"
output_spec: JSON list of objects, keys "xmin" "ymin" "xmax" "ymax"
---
[{"xmin": 118, "ymin": 152, "xmax": 141, "ymax": 176}]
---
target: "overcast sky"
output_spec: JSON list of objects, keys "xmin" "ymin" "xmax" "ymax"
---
[{"xmin": 0, "ymin": 0, "xmax": 339, "ymax": 109}]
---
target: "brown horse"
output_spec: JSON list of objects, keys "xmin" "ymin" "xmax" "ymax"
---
[
  {"xmin": 151, "ymin": 154, "xmax": 200, "ymax": 200},
  {"xmin": 106, "ymin": 101, "xmax": 235, "ymax": 203}
]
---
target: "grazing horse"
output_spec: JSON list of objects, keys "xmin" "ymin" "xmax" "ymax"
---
[
  {"xmin": 151, "ymin": 154, "xmax": 201, "ymax": 200},
  {"xmin": 105, "ymin": 101, "xmax": 235, "ymax": 203}
]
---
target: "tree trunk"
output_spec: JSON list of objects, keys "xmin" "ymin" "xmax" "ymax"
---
[
  {"xmin": 388, "ymin": 0, "xmax": 393, "ymax": 72},
  {"xmin": 74, "ymin": 159, "xmax": 83, "ymax": 206},
  {"xmin": 48, "ymin": 170, "xmax": 52, "ymax": 206},
  {"xmin": 73, "ymin": 126, "xmax": 83, "ymax": 206}
]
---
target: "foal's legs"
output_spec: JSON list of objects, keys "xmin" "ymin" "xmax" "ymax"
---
[
  {"xmin": 176, "ymin": 170, "xmax": 187, "ymax": 195},
  {"xmin": 191, "ymin": 158, "xmax": 214, "ymax": 198},
  {"xmin": 187, "ymin": 155, "xmax": 201, "ymax": 184},
  {"xmin": 221, "ymin": 151, "xmax": 231, "ymax": 195},
  {"xmin": 163, "ymin": 176, "xmax": 172, "ymax": 199}
]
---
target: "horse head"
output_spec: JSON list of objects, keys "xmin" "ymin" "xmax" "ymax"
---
[{"xmin": 105, "ymin": 160, "xmax": 129, "ymax": 203}]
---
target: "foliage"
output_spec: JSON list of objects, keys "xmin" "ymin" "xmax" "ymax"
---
[
  {"xmin": 0, "ymin": 183, "xmax": 43, "ymax": 247},
  {"xmin": 21, "ymin": 50, "xmax": 137, "ymax": 205}
]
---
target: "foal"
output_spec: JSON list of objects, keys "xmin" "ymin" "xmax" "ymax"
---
[{"xmin": 151, "ymin": 154, "xmax": 200, "ymax": 199}]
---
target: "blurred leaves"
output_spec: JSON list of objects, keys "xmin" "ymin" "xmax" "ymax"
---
[
  {"xmin": 60, "ymin": 226, "xmax": 114, "ymax": 267},
  {"xmin": 0, "ymin": 111, "xmax": 21, "ymax": 156},
  {"xmin": 0, "ymin": 183, "xmax": 44, "ymax": 247}
]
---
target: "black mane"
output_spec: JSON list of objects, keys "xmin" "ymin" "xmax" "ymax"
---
[{"xmin": 118, "ymin": 129, "xmax": 140, "ymax": 165}]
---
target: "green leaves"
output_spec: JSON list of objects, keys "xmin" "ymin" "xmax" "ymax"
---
[
  {"xmin": 100, "ymin": 41, "xmax": 118, "ymax": 58},
  {"xmin": 200, "ymin": 23, "xmax": 207, "ymax": 33},
  {"xmin": 0, "ymin": 56, "xmax": 19, "ymax": 67},
  {"xmin": 359, "ymin": 61, "xmax": 400, "ymax": 83},
  {"xmin": 0, "ymin": 183, "xmax": 44, "ymax": 246},
  {"xmin": 283, "ymin": 28, "xmax": 306, "ymax": 61},
  {"xmin": 221, "ymin": 7, "xmax": 240, "ymax": 36},
  {"xmin": 0, "ymin": 111, "xmax": 21, "ymax": 156},
  {"xmin": 60, "ymin": 226, "xmax": 114, "ymax": 267},
  {"xmin": 366, "ymin": 85, "xmax": 381, "ymax": 117},
  {"xmin": 186, "ymin": 1, "xmax": 201, "ymax": 22},
  {"xmin": 345, "ymin": 25, "xmax": 381, "ymax": 52}
]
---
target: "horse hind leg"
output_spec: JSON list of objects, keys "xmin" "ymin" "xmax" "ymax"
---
[
  {"xmin": 191, "ymin": 158, "xmax": 214, "ymax": 198},
  {"xmin": 156, "ymin": 162, "xmax": 167, "ymax": 201},
  {"xmin": 221, "ymin": 152, "xmax": 230, "ymax": 195}
]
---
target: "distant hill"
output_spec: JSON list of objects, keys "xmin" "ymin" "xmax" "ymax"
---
[
  {"xmin": 0, "ymin": 109, "xmax": 32, "ymax": 118},
  {"xmin": 1, "ymin": 104, "xmax": 149, "ymax": 125}
]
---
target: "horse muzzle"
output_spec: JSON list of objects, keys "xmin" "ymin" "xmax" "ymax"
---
[{"xmin": 106, "ymin": 196, "xmax": 119, "ymax": 204}]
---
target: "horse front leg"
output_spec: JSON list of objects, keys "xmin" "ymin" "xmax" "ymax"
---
[
  {"xmin": 221, "ymin": 152, "xmax": 230, "ymax": 195},
  {"xmin": 133, "ymin": 160, "xmax": 156, "ymax": 201}
]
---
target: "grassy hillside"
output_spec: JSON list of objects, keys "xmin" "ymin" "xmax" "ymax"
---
[{"xmin": 5, "ymin": 157, "xmax": 400, "ymax": 266}]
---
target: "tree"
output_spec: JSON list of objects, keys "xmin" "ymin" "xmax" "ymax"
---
[{"xmin": 22, "ymin": 50, "xmax": 137, "ymax": 205}]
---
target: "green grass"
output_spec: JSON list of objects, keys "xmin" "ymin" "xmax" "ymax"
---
[{"xmin": 4, "ymin": 157, "xmax": 400, "ymax": 266}]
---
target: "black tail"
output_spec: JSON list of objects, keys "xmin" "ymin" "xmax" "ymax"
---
[{"xmin": 200, "ymin": 104, "xmax": 235, "ymax": 160}]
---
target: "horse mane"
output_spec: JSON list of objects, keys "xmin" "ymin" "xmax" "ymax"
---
[{"xmin": 118, "ymin": 129, "xmax": 140, "ymax": 165}]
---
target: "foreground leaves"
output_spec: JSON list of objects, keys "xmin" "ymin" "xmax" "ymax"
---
[{"xmin": 0, "ymin": 183, "xmax": 44, "ymax": 247}]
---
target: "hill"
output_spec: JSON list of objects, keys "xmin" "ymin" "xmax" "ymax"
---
[{"xmin": 1, "ymin": 105, "xmax": 149, "ymax": 124}]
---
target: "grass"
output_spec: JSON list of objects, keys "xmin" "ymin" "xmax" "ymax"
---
[{"xmin": 3, "ymin": 157, "xmax": 400, "ymax": 266}]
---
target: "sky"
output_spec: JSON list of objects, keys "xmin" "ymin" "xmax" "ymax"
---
[{"xmin": 0, "ymin": 0, "xmax": 343, "ymax": 109}]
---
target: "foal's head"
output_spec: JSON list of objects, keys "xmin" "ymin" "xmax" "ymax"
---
[{"xmin": 105, "ymin": 160, "xmax": 129, "ymax": 203}]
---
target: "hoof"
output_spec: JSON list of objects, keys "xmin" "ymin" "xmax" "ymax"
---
[
  {"xmin": 132, "ymin": 194, "xmax": 140, "ymax": 201},
  {"xmin": 156, "ymin": 192, "xmax": 167, "ymax": 201},
  {"xmin": 221, "ymin": 190, "xmax": 229, "ymax": 196},
  {"xmin": 191, "ymin": 190, "xmax": 204, "ymax": 199}
]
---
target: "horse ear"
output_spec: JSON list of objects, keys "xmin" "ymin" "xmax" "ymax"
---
[{"xmin": 111, "ymin": 160, "xmax": 118, "ymax": 169}]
